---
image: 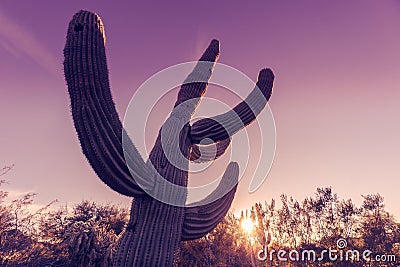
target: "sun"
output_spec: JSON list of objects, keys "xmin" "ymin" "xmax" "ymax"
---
[{"xmin": 241, "ymin": 219, "xmax": 255, "ymax": 234}]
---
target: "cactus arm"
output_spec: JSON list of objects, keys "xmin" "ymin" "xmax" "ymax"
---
[
  {"xmin": 64, "ymin": 9, "xmax": 275, "ymax": 266},
  {"xmin": 181, "ymin": 162, "xmax": 239, "ymax": 241},
  {"xmin": 172, "ymin": 39, "xmax": 227, "ymax": 163},
  {"xmin": 190, "ymin": 68, "xmax": 274, "ymax": 144},
  {"xmin": 171, "ymin": 39, "xmax": 220, "ymax": 119},
  {"xmin": 189, "ymin": 138, "xmax": 231, "ymax": 163},
  {"xmin": 63, "ymin": 10, "xmax": 150, "ymax": 197}
]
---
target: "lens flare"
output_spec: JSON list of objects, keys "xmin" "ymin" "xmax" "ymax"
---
[{"xmin": 241, "ymin": 219, "xmax": 255, "ymax": 234}]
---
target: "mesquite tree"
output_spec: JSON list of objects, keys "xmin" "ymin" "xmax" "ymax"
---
[{"xmin": 63, "ymin": 10, "xmax": 274, "ymax": 266}]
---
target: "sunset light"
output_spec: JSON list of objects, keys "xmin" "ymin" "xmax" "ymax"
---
[
  {"xmin": 241, "ymin": 219, "xmax": 256, "ymax": 234},
  {"xmin": 1, "ymin": 1, "xmax": 399, "ymax": 266}
]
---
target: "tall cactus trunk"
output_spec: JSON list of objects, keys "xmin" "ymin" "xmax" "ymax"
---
[
  {"xmin": 64, "ymin": 10, "xmax": 274, "ymax": 267},
  {"xmin": 117, "ymin": 199, "xmax": 184, "ymax": 266},
  {"xmin": 114, "ymin": 128, "xmax": 191, "ymax": 266}
]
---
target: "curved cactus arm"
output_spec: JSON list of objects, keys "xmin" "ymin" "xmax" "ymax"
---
[
  {"xmin": 189, "ymin": 138, "xmax": 231, "ymax": 163},
  {"xmin": 181, "ymin": 162, "xmax": 239, "ymax": 241},
  {"xmin": 171, "ymin": 39, "xmax": 220, "ymax": 119},
  {"xmin": 190, "ymin": 68, "xmax": 274, "ymax": 144},
  {"xmin": 64, "ymin": 10, "xmax": 151, "ymax": 197}
]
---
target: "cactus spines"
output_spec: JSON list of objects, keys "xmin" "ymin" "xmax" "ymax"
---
[{"xmin": 64, "ymin": 10, "xmax": 274, "ymax": 267}]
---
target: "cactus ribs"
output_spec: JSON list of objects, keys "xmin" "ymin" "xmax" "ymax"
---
[{"xmin": 64, "ymin": 10, "xmax": 274, "ymax": 267}]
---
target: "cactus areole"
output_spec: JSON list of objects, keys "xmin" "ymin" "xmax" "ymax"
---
[{"xmin": 63, "ymin": 10, "xmax": 274, "ymax": 267}]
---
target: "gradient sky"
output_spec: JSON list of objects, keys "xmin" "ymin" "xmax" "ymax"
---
[{"xmin": 1, "ymin": 1, "xmax": 399, "ymax": 219}]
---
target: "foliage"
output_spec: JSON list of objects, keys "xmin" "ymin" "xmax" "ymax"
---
[
  {"xmin": 0, "ymin": 166, "xmax": 398, "ymax": 266},
  {"xmin": 178, "ymin": 214, "xmax": 252, "ymax": 266},
  {"xmin": 179, "ymin": 187, "xmax": 399, "ymax": 267},
  {"xmin": 0, "ymin": 168, "xmax": 128, "ymax": 266}
]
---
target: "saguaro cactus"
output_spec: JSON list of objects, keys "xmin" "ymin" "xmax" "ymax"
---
[{"xmin": 64, "ymin": 10, "xmax": 274, "ymax": 267}]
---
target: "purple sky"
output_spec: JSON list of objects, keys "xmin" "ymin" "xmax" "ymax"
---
[{"xmin": 1, "ymin": 1, "xmax": 399, "ymax": 218}]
